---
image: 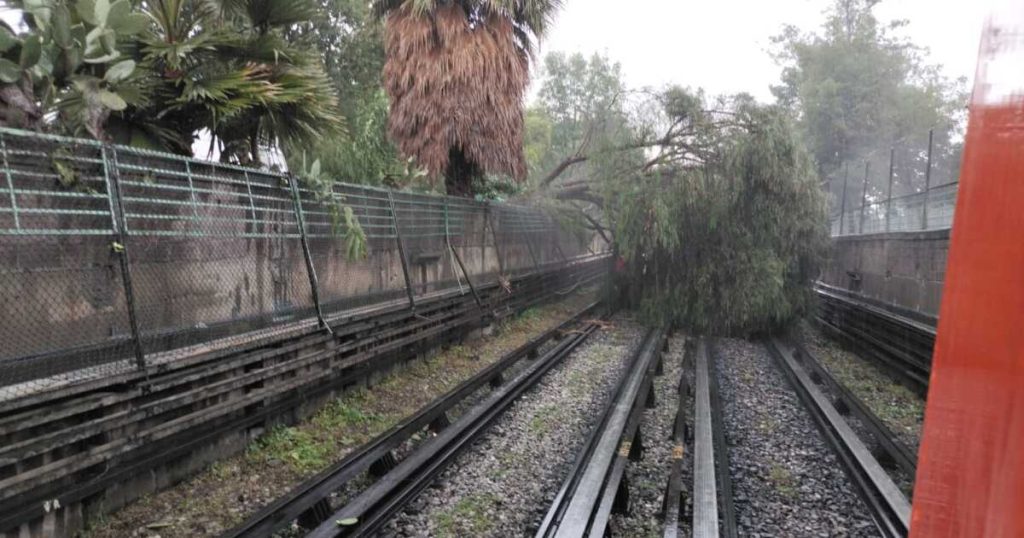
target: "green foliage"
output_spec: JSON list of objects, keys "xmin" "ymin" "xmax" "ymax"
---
[
  {"xmin": 287, "ymin": 90, "xmax": 418, "ymax": 188},
  {"xmin": 251, "ymin": 425, "xmax": 332, "ymax": 473},
  {"xmin": 0, "ymin": 0, "xmax": 343, "ymax": 165},
  {"xmin": 128, "ymin": 0, "xmax": 344, "ymax": 163},
  {"xmin": 608, "ymin": 89, "xmax": 828, "ymax": 335},
  {"xmin": 771, "ymin": 0, "xmax": 966, "ymax": 198},
  {"xmin": 528, "ymin": 51, "xmax": 631, "ymax": 188},
  {"xmin": 296, "ymin": 152, "xmax": 368, "ymax": 260},
  {"xmin": 523, "ymin": 105, "xmax": 553, "ymax": 175},
  {"xmin": 281, "ymin": 1, "xmax": 421, "ymax": 189},
  {"xmin": 0, "ymin": 0, "xmax": 148, "ymax": 134},
  {"xmin": 432, "ymin": 492, "xmax": 501, "ymax": 538}
]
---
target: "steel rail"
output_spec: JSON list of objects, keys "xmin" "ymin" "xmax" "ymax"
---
[
  {"xmin": 304, "ymin": 318, "xmax": 605, "ymax": 538},
  {"xmin": 535, "ymin": 328, "xmax": 666, "ymax": 538},
  {"xmin": 788, "ymin": 337, "xmax": 917, "ymax": 477},
  {"xmin": 585, "ymin": 330, "xmax": 666, "ymax": 536},
  {"xmin": 223, "ymin": 301, "xmax": 602, "ymax": 538},
  {"xmin": 813, "ymin": 285, "xmax": 933, "ymax": 395},
  {"xmin": 691, "ymin": 338, "xmax": 729, "ymax": 538},
  {"xmin": 766, "ymin": 337, "xmax": 911, "ymax": 538},
  {"xmin": 814, "ymin": 314, "xmax": 930, "ymax": 395},
  {"xmin": 706, "ymin": 340, "xmax": 738, "ymax": 538}
]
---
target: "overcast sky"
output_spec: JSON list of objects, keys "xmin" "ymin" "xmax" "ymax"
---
[{"xmin": 534, "ymin": 0, "xmax": 988, "ymax": 102}]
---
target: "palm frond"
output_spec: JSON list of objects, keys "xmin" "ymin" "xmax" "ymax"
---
[{"xmin": 382, "ymin": 4, "xmax": 530, "ymax": 182}]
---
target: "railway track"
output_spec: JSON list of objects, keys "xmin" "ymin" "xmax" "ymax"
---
[
  {"xmin": 814, "ymin": 284, "xmax": 934, "ymax": 394},
  {"xmin": 660, "ymin": 340, "xmax": 692, "ymax": 538},
  {"xmin": 0, "ymin": 256, "xmax": 608, "ymax": 535},
  {"xmin": 225, "ymin": 303, "xmax": 607, "ymax": 538},
  {"xmin": 535, "ymin": 328, "xmax": 666, "ymax": 538},
  {"xmin": 786, "ymin": 336, "xmax": 918, "ymax": 478},
  {"xmin": 767, "ymin": 336, "xmax": 912, "ymax": 538}
]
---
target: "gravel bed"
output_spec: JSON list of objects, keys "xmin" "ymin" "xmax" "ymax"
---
[
  {"xmin": 607, "ymin": 333, "xmax": 688, "ymax": 538},
  {"xmin": 797, "ymin": 321, "xmax": 924, "ymax": 455},
  {"xmin": 714, "ymin": 338, "xmax": 880, "ymax": 538},
  {"xmin": 312, "ymin": 342, "xmax": 565, "ymax": 525},
  {"xmin": 383, "ymin": 315, "xmax": 647, "ymax": 537}
]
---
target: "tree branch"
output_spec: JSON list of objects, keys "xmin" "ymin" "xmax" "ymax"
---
[
  {"xmin": 577, "ymin": 207, "xmax": 611, "ymax": 244},
  {"xmin": 539, "ymin": 155, "xmax": 589, "ymax": 186}
]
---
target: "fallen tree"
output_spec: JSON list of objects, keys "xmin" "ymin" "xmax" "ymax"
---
[{"xmin": 540, "ymin": 87, "xmax": 829, "ymax": 335}]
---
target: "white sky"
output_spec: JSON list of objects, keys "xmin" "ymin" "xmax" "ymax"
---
[{"xmin": 534, "ymin": 0, "xmax": 988, "ymax": 102}]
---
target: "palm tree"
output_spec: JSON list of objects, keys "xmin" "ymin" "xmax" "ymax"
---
[
  {"xmin": 373, "ymin": 0, "xmax": 561, "ymax": 196},
  {"xmin": 127, "ymin": 0, "xmax": 344, "ymax": 164}
]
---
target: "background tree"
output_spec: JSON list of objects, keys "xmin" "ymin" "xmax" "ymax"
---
[
  {"xmin": 372, "ymin": 0, "xmax": 562, "ymax": 197},
  {"xmin": 526, "ymin": 51, "xmax": 631, "ymax": 189},
  {"xmin": 0, "ymin": 0, "xmax": 150, "ymax": 136},
  {"xmin": 283, "ymin": 0, "xmax": 414, "ymax": 186},
  {"xmin": 124, "ymin": 0, "xmax": 343, "ymax": 164},
  {"xmin": 0, "ymin": 0, "xmax": 344, "ymax": 166},
  {"xmin": 771, "ymin": 0, "xmax": 966, "ymax": 202}
]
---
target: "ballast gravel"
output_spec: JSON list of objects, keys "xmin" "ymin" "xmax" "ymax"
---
[
  {"xmin": 714, "ymin": 338, "xmax": 881, "ymax": 538},
  {"xmin": 384, "ymin": 316, "xmax": 646, "ymax": 537}
]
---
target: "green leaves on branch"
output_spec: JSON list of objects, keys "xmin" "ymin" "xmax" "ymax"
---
[
  {"xmin": 1, "ymin": 0, "xmax": 342, "ymax": 165},
  {"xmin": 608, "ymin": 88, "xmax": 829, "ymax": 336},
  {"xmin": 297, "ymin": 153, "xmax": 368, "ymax": 261},
  {"xmin": 0, "ymin": 0, "xmax": 143, "ymax": 135}
]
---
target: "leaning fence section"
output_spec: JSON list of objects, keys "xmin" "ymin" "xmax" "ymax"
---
[
  {"xmin": 0, "ymin": 128, "xmax": 602, "ymax": 399},
  {"xmin": 828, "ymin": 129, "xmax": 962, "ymax": 237}
]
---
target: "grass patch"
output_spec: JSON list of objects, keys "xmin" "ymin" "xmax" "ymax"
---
[
  {"xmin": 518, "ymin": 307, "xmax": 542, "ymax": 324},
  {"xmin": 248, "ymin": 426, "xmax": 331, "ymax": 473},
  {"xmin": 247, "ymin": 390, "xmax": 390, "ymax": 474},
  {"xmin": 433, "ymin": 492, "xmax": 500, "ymax": 537},
  {"xmin": 757, "ymin": 415, "xmax": 780, "ymax": 434},
  {"xmin": 313, "ymin": 396, "xmax": 387, "ymax": 433},
  {"xmin": 528, "ymin": 404, "xmax": 562, "ymax": 436},
  {"xmin": 768, "ymin": 462, "xmax": 797, "ymax": 499},
  {"xmin": 488, "ymin": 449, "xmax": 528, "ymax": 480},
  {"xmin": 801, "ymin": 321, "xmax": 924, "ymax": 442}
]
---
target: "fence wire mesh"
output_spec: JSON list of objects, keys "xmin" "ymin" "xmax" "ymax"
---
[
  {"xmin": 828, "ymin": 128, "xmax": 962, "ymax": 236},
  {"xmin": 0, "ymin": 128, "xmax": 603, "ymax": 400}
]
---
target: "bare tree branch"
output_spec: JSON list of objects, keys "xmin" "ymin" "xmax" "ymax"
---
[
  {"xmin": 575, "ymin": 204, "xmax": 611, "ymax": 244},
  {"xmin": 539, "ymin": 155, "xmax": 589, "ymax": 186}
]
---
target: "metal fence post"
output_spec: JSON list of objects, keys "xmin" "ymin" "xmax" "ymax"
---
[
  {"xmin": 101, "ymin": 144, "xmax": 147, "ymax": 372},
  {"xmin": 444, "ymin": 199, "xmax": 483, "ymax": 309},
  {"xmin": 859, "ymin": 161, "xmax": 870, "ymax": 234},
  {"xmin": 886, "ymin": 148, "xmax": 895, "ymax": 233},
  {"xmin": 839, "ymin": 164, "xmax": 849, "ymax": 236},
  {"xmin": 387, "ymin": 191, "xmax": 416, "ymax": 310},
  {"xmin": 286, "ymin": 174, "xmax": 330, "ymax": 332},
  {"xmin": 0, "ymin": 133, "xmax": 21, "ymax": 231},
  {"xmin": 922, "ymin": 129, "xmax": 934, "ymax": 230}
]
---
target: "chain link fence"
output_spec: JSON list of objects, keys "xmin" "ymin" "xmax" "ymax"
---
[
  {"xmin": 828, "ymin": 129, "xmax": 962, "ymax": 236},
  {"xmin": 0, "ymin": 128, "xmax": 602, "ymax": 400}
]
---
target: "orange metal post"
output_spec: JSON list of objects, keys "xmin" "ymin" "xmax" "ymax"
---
[{"xmin": 910, "ymin": 7, "xmax": 1024, "ymax": 538}]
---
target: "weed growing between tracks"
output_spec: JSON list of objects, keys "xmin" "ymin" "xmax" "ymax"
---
[
  {"xmin": 433, "ymin": 492, "xmax": 503, "ymax": 537},
  {"xmin": 798, "ymin": 321, "xmax": 924, "ymax": 452},
  {"xmin": 82, "ymin": 288, "xmax": 598, "ymax": 538}
]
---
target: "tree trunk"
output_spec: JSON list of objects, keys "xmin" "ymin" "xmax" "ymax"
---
[{"xmin": 444, "ymin": 147, "xmax": 480, "ymax": 197}]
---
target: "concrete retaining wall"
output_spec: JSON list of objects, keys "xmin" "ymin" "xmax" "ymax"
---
[{"xmin": 820, "ymin": 229, "xmax": 950, "ymax": 320}]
